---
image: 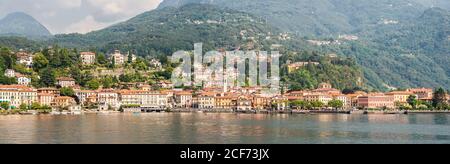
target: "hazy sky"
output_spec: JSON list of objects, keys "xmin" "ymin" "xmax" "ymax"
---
[{"xmin": 0, "ymin": 0, "xmax": 163, "ymax": 34}]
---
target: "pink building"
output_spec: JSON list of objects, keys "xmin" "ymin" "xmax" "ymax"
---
[{"xmin": 357, "ymin": 95, "xmax": 395, "ymax": 109}]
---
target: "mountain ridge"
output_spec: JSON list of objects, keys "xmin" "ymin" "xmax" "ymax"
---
[{"xmin": 0, "ymin": 12, "xmax": 52, "ymax": 38}]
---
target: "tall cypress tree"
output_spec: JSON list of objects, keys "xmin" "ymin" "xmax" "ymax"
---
[{"xmin": 432, "ymin": 88, "xmax": 447, "ymax": 109}]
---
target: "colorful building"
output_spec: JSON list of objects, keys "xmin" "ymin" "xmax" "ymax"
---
[
  {"xmin": 357, "ymin": 94, "xmax": 395, "ymax": 109},
  {"xmin": 0, "ymin": 85, "xmax": 37, "ymax": 108}
]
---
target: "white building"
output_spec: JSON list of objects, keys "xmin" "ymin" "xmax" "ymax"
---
[
  {"xmin": 110, "ymin": 50, "xmax": 138, "ymax": 66},
  {"xmin": 111, "ymin": 50, "xmax": 125, "ymax": 66},
  {"xmin": 17, "ymin": 75, "xmax": 31, "ymax": 86},
  {"xmin": 80, "ymin": 52, "xmax": 96, "ymax": 65},
  {"xmin": 174, "ymin": 91, "xmax": 193, "ymax": 108},
  {"xmin": 4, "ymin": 69, "xmax": 15, "ymax": 78},
  {"xmin": 98, "ymin": 89, "xmax": 120, "ymax": 110},
  {"xmin": 16, "ymin": 51, "xmax": 33, "ymax": 68},
  {"xmin": 57, "ymin": 77, "xmax": 76, "ymax": 88},
  {"xmin": 75, "ymin": 90, "xmax": 97, "ymax": 106},
  {"xmin": 119, "ymin": 90, "xmax": 169, "ymax": 109}
]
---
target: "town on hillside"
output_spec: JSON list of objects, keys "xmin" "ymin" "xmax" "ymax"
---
[{"xmin": 0, "ymin": 49, "xmax": 449, "ymax": 115}]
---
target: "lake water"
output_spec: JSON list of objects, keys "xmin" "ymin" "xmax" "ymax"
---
[{"xmin": 0, "ymin": 113, "xmax": 449, "ymax": 144}]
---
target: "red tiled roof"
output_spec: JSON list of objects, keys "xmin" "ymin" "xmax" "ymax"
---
[{"xmin": 80, "ymin": 52, "xmax": 95, "ymax": 56}]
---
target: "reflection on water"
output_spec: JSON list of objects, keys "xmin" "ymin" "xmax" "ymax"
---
[{"xmin": 0, "ymin": 113, "xmax": 449, "ymax": 144}]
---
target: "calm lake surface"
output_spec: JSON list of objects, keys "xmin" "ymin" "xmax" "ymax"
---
[{"xmin": 0, "ymin": 113, "xmax": 449, "ymax": 144}]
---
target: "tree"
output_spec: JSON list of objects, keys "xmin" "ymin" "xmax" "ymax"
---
[
  {"xmin": 60, "ymin": 87, "xmax": 75, "ymax": 97},
  {"xmin": 101, "ymin": 76, "xmax": 115, "ymax": 89},
  {"xmin": 96, "ymin": 53, "xmax": 108, "ymax": 65},
  {"xmin": 432, "ymin": 88, "xmax": 447, "ymax": 110},
  {"xmin": 290, "ymin": 100, "xmax": 307, "ymax": 110},
  {"xmin": 39, "ymin": 68, "xmax": 56, "ymax": 87},
  {"xmin": 289, "ymin": 70, "xmax": 317, "ymax": 90},
  {"xmin": 86, "ymin": 79, "xmax": 100, "ymax": 90},
  {"xmin": 328, "ymin": 99, "xmax": 344, "ymax": 110},
  {"xmin": 19, "ymin": 103, "xmax": 28, "ymax": 111},
  {"xmin": 310, "ymin": 101, "xmax": 324, "ymax": 110},
  {"xmin": 407, "ymin": 95, "xmax": 418, "ymax": 109},
  {"xmin": 128, "ymin": 53, "xmax": 133, "ymax": 64},
  {"xmin": 70, "ymin": 66, "xmax": 82, "ymax": 85},
  {"xmin": 0, "ymin": 47, "xmax": 14, "ymax": 69},
  {"xmin": 0, "ymin": 102, "xmax": 10, "ymax": 110},
  {"xmin": 110, "ymin": 58, "xmax": 116, "ymax": 69},
  {"xmin": 32, "ymin": 53, "xmax": 49, "ymax": 71},
  {"xmin": 0, "ymin": 75, "xmax": 17, "ymax": 85},
  {"xmin": 31, "ymin": 102, "xmax": 41, "ymax": 110}
]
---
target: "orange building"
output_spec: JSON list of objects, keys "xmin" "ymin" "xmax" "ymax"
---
[
  {"xmin": 38, "ymin": 93, "xmax": 55, "ymax": 106},
  {"xmin": 53, "ymin": 96, "xmax": 76, "ymax": 107}
]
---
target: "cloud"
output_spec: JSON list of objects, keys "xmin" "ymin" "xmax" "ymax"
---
[
  {"xmin": 58, "ymin": 0, "xmax": 82, "ymax": 8},
  {"xmin": 85, "ymin": 0, "xmax": 163, "ymax": 23},
  {"xmin": 0, "ymin": 0, "xmax": 163, "ymax": 34},
  {"xmin": 65, "ymin": 15, "xmax": 110, "ymax": 34}
]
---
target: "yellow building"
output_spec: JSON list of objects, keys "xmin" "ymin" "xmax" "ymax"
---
[
  {"xmin": 215, "ymin": 95, "xmax": 237, "ymax": 109},
  {"xmin": 304, "ymin": 93, "xmax": 333, "ymax": 105},
  {"xmin": 53, "ymin": 96, "xmax": 76, "ymax": 107},
  {"xmin": 0, "ymin": 85, "xmax": 37, "ymax": 108},
  {"xmin": 385, "ymin": 91, "xmax": 415, "ymax": 105},
  {"xmin": 196, "ymin": 92, "xmax": 216, "ymax": 109}
]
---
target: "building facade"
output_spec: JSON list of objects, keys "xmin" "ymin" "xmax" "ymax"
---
[
  {"xmin": 57, "ymin": 77, "xmax": 76, "ymax": 88},
  {"xmin": 0, "ymin": 85, "xmax": 37, "ymax": 108},
  {"xmin": 357, "ymin": 95, "xmax": 395, "ymax": 109},
  {"xmin": 80, "ymin": 52, "xmax": 96, "ymax": 65}
]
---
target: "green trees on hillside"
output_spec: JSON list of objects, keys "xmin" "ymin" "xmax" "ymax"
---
[
  {"xmin": 32, "ymin": 53, "xmax": 48, "ymax": 71},
  {"xmin": 38, "ymin": 67, "xmax": 56, "ymax": 87},
  {"xmin": 60, "ymin": 87, "xmax": 75, "ymax": 97},
  {"xmin": 283, "ymin": 52, "xmax": 363, "ymax": 91}
]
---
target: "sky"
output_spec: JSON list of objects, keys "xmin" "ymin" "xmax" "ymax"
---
[{"xmin": 0, "ymin": 0, "xmax": 163, "ymax": 34}]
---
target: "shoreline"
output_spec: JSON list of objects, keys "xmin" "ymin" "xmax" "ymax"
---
[{"xmin": 2, "ymin": 109, "xmax": 450, "ymax": 116}]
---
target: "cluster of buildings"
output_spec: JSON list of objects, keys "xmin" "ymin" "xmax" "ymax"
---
[
  {"xmin": 3, "ymin": 50, "xmax": 162, "ymax": 88},
  {"xmin": 80, "ymin": 50, "xmax": 138, "ymax": 66},
  {"xmin": 1, "ymin": 50, "xmax": 449, "ymax": 112},
  {"xmin": 1, "ymin": 81, "xmax": 448, "ymax": 112}
]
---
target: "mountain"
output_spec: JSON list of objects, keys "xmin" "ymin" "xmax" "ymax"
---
[
  {"xmin": 158, "ymin": 0, "xmax": 431, "ymax": 36},
  {"xmin": 3, "ymin": 2, "xmax": 444, "ymax": 90},
  {"xmin": 51, "ymin": 4, "xmax": 279, "ymax": 55},
  {"xmin": 0, "ymin": 12, "xmax": 52, "ymax": 38},
  {"xmin": 368, "ymin": 7, "xmax": 450, "ymax": 88},
  {"xmin": 311, "ymin": 7, "xmax": 450, "ymax": 90},
  {"xmin": 158, "ymin": 0, "xmax": 450, "ymax": 90},
  {"xmin": 48, "ymin": 4, "xmax": 364, "ymax": 90}
]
